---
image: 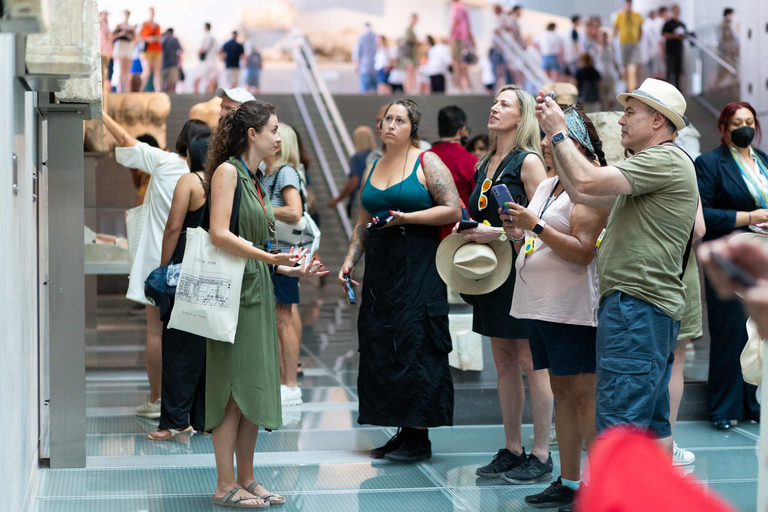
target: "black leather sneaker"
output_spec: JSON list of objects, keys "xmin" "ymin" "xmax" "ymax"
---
[
  {"xmin": 501, "ymin": 453, "xmax": 554, "ymax": 484},
  {"xmin": 476, "ymin": 448, "xmax": 527, "ymax": 478},
  {"xmin": 370, "ymin": 429, "xmax": 407, "ymax": 459},
  {"xmin": 524, "ymin": 477, "xmax": 575, "ymax": 509},
  {"xmin": 385, "ymin": 433, "xmax": 432, "ymax": 463}
]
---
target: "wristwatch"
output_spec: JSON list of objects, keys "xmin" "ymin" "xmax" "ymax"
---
[
  {"xmin": 532, "ymin": 220, "xmax": 547, "ymax": 235},
  {"xmin": 552, "ymin": 132, "xmax": 567, "ymax": 146},
  {"xmin": 498, "ymin": 230, "xmax": 508, "ymax": 242}
]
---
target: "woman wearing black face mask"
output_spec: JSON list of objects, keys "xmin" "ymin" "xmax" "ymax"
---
[{"xmin": 695, "ymin": 101, "xmax": 766, "ymax": 430}]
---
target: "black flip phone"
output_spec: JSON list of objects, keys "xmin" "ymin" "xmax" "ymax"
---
[{"xmin": 343, "ymin": 272, "xmax": 357, "ymax": 305}]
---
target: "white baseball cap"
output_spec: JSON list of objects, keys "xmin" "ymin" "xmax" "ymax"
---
[{"xmin": 215, "ymin": 87, "xmax": 256, "ymax": 104}]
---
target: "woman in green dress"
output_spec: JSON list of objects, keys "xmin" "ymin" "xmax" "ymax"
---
[{"xmin": 204, "ymin": 100, "xmax": 328, "ymax": 509}]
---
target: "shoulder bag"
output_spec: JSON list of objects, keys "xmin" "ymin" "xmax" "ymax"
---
[{"xmin": 269, "ymin": 167, "xmax": 321, "ymax": 257}]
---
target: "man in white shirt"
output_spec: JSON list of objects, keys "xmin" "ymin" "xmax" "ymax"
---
[
  {"xmin": 194, "ymin": 22, "xmax": 218, "ymax": 94},
  {"xmin": 536, "ymin": 23, "xmax": 564, "ymax": 81},
  {"xmin": 643, "ymin": 10, "xmax": 663, "ymax": 79}
]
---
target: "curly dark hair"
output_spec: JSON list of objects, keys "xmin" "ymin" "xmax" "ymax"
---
[{"xmin": 204, "ymin": 100, "xmax": 276, "ymax": 194}]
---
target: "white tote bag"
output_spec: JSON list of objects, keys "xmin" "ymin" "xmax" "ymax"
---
[
  {"xmin": 168, "ymin": 227, "xmax": 246, "ymax": 343},
  {"xmin": 124, "ymin": 204, "xmax": 147, "ymax": 271}
]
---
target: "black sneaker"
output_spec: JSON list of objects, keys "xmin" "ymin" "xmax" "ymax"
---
[
  {"xmin": 556, "ymin": 503, "xmax": 573, "ymax": 512},
  {"xmin": 385, "ymin": 433, "xmax": 432, "ymax": 463},
  {"xmin": 501, "ymin": 453, "xmax": 554, "ymax": 484},
  {"xmin": 524, "ymin": 477, "xmax": 575, "ymax": 509},
  {"xmin": 476, "ymin": 448, "xmax": 527, "ymax": 478},
  {"xmin": 371, "ymin": 429, "xmax": 407, "ymax": 458}
]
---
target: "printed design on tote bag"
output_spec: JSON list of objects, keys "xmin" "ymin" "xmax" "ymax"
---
[{"xmin": 175, "ymin": 271, "xmax": 233, "ymax": 308}]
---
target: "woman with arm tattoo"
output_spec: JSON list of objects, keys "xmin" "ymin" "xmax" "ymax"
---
[{"xmin": 338, "ymin": 99, "xmax": 461, "ymax": 463}]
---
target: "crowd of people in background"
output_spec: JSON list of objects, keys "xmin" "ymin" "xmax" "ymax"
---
[{"xmin": 99, "ymin": 1, "xmax": 741, "ymax": 103}]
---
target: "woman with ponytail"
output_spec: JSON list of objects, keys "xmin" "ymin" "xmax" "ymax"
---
[
  {"xmin": 500, "ymin": 105, "xmax": 610, "ymax": 511},
  {"xmin": 204, "ymin": 100, "xmax": 329, "ymax": 509}
]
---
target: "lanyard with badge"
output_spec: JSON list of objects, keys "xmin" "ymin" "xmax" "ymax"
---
[
  {"xmin": 524, "ymin": 179, "xmax": 563, "ymax": 257},
  {"xmin": 238, "ymin": 157, "xmax": 279, "ymax": 252}
]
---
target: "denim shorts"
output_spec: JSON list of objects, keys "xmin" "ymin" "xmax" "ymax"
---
[
  {"xmin": 527, "ymin": 320, "xmax": 597, "ymax": 376},
  {"xmin": 542, "ymin": 55, "xmax": 560, "ymax": 72},
  {"xmin": 271, "ymin": 273, "xmax": 299, "ymax": 305},
  {"xmin": 595, "ymin": 291, "xmax": 680, "ymax": 438}
]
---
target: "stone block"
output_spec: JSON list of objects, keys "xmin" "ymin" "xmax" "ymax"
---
[
  {"xmin": 189, "ymin": 96, "xmax": 222, "ymax": 128},
  {"xmin": 84, "ymin": 93, "xmax": 171, "ymax": 153}
]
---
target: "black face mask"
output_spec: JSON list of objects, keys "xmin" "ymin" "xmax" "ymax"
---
[{"xmin": 731, "ymin": 126, "xmax": 756, "ymax": 148}]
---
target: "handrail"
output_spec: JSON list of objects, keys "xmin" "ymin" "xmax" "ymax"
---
[
  {"xmin": 687, "ymin": 34, "xmax": 737, "ymax": 75},
  {"xmin": 295, "ymin": 33, "xmax": 355, "ymax": 159},
  {"xmin": 293, "ymin": 35, "xmax": 351, "ymax": 176},
  {"xmin": 492, "ymin": 32, "xmax": 548, "ymax": 90},
  {"xmin": 291, "ymin": 39, "xmax": 353, "ymax": 239}
]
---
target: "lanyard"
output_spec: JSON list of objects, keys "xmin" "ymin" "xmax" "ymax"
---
[
  {"xmin": 538, "ymin": 178, "xmax": 562, "ymax": 219},
  {"xmin": 238, "ymin": 157, "xmax": 268, "ymax": 216},
  {"xmin": 238, "ymin": 157, "xmax": 277, "ymax": 249}
]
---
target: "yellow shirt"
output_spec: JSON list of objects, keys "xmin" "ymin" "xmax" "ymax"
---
[{"xmin": 614, "ymin": 11, "xmax": 644, "ymax": 45}]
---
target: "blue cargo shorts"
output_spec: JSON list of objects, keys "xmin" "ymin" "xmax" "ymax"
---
[{"xmin": 595, "ymin": 291, "xmax": 680, "ymax": 438}]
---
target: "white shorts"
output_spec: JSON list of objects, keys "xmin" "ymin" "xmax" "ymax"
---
[
  {"xmin": 113, "ymin": 39, "xmax": 133, "ymax": 59},
  {"xmin": 198, "ymin": 60, "xmax": 219, "ymax": 80}
]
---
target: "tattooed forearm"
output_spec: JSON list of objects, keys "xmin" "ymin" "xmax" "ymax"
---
[
  {"xmin": 346, "ymin": 223, "xmax": 369, "ymax": 265},
  {"xmin": 422, "ymin": 152, "xmax": 461, "ymax": 209}
]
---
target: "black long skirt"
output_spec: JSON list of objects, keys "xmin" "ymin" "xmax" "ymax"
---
[{"xmin": 357, "ymin": 224, "xmax": 454, "ymax": 428}]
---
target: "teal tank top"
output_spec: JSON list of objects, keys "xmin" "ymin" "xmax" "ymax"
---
[{"xmin": 361, "ymin": 155, "xmax": 434, "ymax": 219}]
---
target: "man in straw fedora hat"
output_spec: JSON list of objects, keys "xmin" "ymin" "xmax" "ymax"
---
[{"xmin": 535, "ymin": 78, "xmax": 699, "ymax": 457}]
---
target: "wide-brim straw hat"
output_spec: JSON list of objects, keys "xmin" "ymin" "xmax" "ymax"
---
[
  {"xmin": 617, "ymin": 78, "xmax": 687, "ymax": 131},
  {"xmin": 436, "ymin": 234, "xmax": 512, "ymax": 295}
]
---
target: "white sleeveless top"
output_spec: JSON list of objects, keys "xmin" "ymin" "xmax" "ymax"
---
[{"xmin": 509, "ymin": 177, "xmax": 599, "ymax": 327}]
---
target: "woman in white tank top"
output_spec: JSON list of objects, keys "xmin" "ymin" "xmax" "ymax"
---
[{"xmin": 500, "ymin": 105, "xmax": 611, "ymax": 508}]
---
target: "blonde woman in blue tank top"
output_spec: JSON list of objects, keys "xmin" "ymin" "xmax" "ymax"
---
[{"xmin": 339, "ymin": 99, "xmax": 462, "ymax": 462}]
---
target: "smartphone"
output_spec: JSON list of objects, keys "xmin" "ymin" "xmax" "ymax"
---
[
  {"xmin": 491, "ymin": 184, "xmax": 516, "ymax": 213},
  {"xmin": 710, "ymin": 253, "xmax": 756, "ymax": 288},
  {"xmin": 343, "ymin": 272, "xmax": 357, "ymax": 305},
  {"xmin": 368, "ymin": 215, "xmax": 393, "ymax": 230},
  {"xmin": 458, "ymin": 220, "xmax": 478, "ymax": 232},
  {"xmin": 546, "ymin": 91, "xmax": 555, "ymax": 100}
]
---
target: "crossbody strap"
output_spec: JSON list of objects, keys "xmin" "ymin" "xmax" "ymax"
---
[{"xmin": 663, "ymin": 143, "xmax": 696, "ymax": 280}]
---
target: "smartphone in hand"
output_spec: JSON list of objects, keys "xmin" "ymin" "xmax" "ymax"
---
[
  {"xmin": 458, "ymin": 220, "xmax": 479, "ymax": 232},
  {"xmin": 343, "ymin": 272, "xmax": 357, "ymax": 305},
  {"xmin": 491, "ymin": 184, "xmax": 516, "ymax": 213},
  {"xmin": 711, "ymin": 253, "xmax": 756, "ymax": 288}
]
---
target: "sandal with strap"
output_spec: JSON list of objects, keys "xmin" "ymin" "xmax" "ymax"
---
[
  {"xmin": 245, "ymin": 481, "xmax": 286, "ymax": 506},
  {"xmin": 148, "ymin": 426, "xmax": 193, "ymax": 441},
  {"xmin": 213, "ymin": 485, "xmax": 270, "ymax": 509}
]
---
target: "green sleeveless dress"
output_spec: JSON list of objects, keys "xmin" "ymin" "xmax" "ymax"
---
[{"xmin": 205, "ymin": 157, "xmax": 282, "ymax": 431}]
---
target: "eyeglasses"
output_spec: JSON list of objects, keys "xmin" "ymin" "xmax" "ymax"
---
[{"xmin": 478, "ymin": 179, "xmax": 492, "ymax": 210}]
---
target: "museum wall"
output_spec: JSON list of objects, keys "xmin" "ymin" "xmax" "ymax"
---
[{"xmin": 0, "ymin": 36, "xmax": 42, "ymax": 512}]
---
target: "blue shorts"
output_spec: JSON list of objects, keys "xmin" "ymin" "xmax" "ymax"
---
[
  {"xmin": 377, "ymin": 68, "xmax": 390, "ymax": 84},
  {"xmin": 271, "ymin": 273, "xmax": 299, "ymax": 305},
  {"xmin": 542, "ymin": 55, "xmax": 561, "ymax": 72},
  {"xmin": 528, "ymin": 320, "xmax": 597, "ymax": 376},
  {"xmin": 360, "ymin": 72, "xmax": 377, "ymax": 93},
  {"xmin": 595, "ymin": 292, "xmax": 680, "ymax": 438}
]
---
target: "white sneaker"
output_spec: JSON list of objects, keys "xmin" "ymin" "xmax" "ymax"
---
[
  {"xmin": 529, "ymin": 424, "xmax": 558, "ymax": 445},
  {"xmin": 281, "ymin": 384, "xmax": 303, "ymax": 406},
  {"xmin": 672, "ymin": 441, "xmax": 695, "ymax": 466},
  {"xmin": 135, "ymin": 397, "xmax": 161, "ymax": 418}
]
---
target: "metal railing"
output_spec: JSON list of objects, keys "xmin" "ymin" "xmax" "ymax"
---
[
  {"xmin": 291, "ymin": 32, "xmax": 353, "ymax": 239},
  {"xmin": 686, "ymin": 25, "xmax": 739, "ymax": 117},
  {"xmin": 492, "ymin": 31, "xmax": 549, "ymax": 91}
]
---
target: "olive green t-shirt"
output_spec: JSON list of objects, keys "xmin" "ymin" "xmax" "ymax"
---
[{"xmin": 597, "ymin": 145, "xmax": 698, "ymax": 320}]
